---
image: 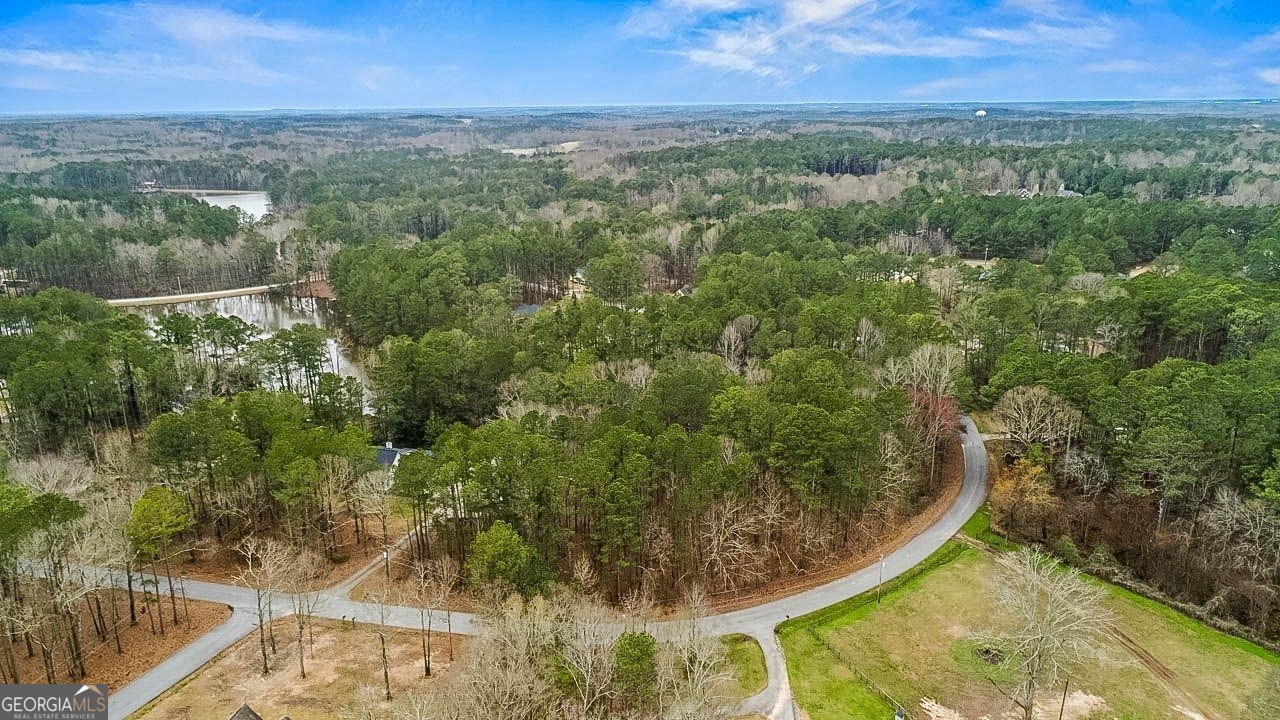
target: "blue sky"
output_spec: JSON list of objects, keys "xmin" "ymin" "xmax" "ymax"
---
[{"xmin": 0, "ymin": 0, "xmax": 1278, "ymax": 112}]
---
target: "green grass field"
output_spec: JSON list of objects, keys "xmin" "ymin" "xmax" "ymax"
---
[
  {"xmin": 778, "ymin": 518, "xmax": 1278, "ymax": 720},
  {"xmin": 722, "ymin": 633, "xmax": 768, "ymax": 699}
]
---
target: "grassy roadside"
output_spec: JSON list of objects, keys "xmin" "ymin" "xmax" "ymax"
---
[
  {"xmin": 721, "ymin": 633, "xmax": 768, "ymax": 699},
  {"xmin": 777, "ymin": 541, "xmax": 971, "ymax": 719}
]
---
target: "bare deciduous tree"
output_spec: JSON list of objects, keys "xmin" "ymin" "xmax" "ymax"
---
[
  {"xmin": 716, "ymin": 314, "xmax": 758, "ymax": 375},
  {"xmin": 926, "ymin": 265, "xmax": 964, "ymax": 310},
  {"xmin": 661, "ymin": 589, "xmax": 733, "ymax": 720},
  {"xmin": 697, "ymin": 499, "xmax": 766, "ymax": 592},
  {"xmin": 7, "ymin": 456, "xmax": 95, "ymax": 496},
  {"xmin": 875, "ymin": 432, "xmax": 915, "ymax": 518},
  {"xmin": 853, "ymin": 316, "xmax": 884, "ymax": 363},
  {"xmin": 286, "ymin": 547, "xmax": 326, "ymax": 679},
  {"xmin": 878, "ymin": 343, "xmax": 964, "ymax": 398},
  {"xmin": 994, "ymin": 385, "xmax": 1083, "ymax": 454},
  {"xmin": 407, "ymin": 556, "xmax": 458, "ymax": 678},
  {"xmin": 353, "ymin": 468, "xmax": 396, "ymax": 557},
  {"xmin": 370, "ymin": 590, "xmax": 396, "ymax": 701},
  {"xmin": 985, "ymin": 549, "xmax": 1115, "ymax": 720},
  {"xmin": 1199, "ymin": 488, "xmax": 1280, "ymax": 583},
  {"xmin": 452, "ymin": 594, "xmax": 556, "ymax": 720},
  {"xmin": 557, "ymin": 596, "xmax": 622, "ymax": 719},
  {"xmin": 1056, "ymin": 450, "xmax": 1112, "ymax": 499},
  {"xmin": 236, "ymin": 536, "xmax": 294, "ymax": 675}
]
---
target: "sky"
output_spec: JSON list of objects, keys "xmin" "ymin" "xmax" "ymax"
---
[{"xmin": 0, "ymin": 0, "xmax": 1278, "ymax": 113}]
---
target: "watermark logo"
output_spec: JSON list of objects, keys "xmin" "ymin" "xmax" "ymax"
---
[{"xmin": 0, "ymin": 685, "xmax": 108, "ymax": 720}]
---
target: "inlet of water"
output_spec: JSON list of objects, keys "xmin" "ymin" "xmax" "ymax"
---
[{"xmin": 125, "ymin": 292, "xmax": 368, "ymax": 391}]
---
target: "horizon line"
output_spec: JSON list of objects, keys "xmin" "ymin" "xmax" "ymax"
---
[{"xmin": 2, "ymin": 98, "xmax": 1279, "ymax": 120}]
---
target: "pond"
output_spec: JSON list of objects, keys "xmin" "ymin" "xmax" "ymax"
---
[
  {"xmin": 184, "ymin": 191, "xmax": 272, "ymax": 221},
  {"xmin": 124, "ymin": 292, "xmax": 368, "ymax": 390}
]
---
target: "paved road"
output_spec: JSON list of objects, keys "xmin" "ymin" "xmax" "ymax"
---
[
  {"xmin": 726, "ymin": 415, "xmax": 989, "ymax": 720},
  {"xmin": 108, "ymin": 417, "xmax": 988, "ymax": 720}
]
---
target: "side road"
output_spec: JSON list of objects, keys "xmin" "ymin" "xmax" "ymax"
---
[{"xmin": 108, "ymin": 416, "xmax": 989, "ymax": 720}]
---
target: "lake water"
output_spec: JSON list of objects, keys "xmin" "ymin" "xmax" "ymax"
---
[
  {"xmin": 125, "ymin": 292, "xmax": 368, "ymax": 390},
  {"xmin": 189, "ymin": 191, "xmax": 272, "ymax": 221}
]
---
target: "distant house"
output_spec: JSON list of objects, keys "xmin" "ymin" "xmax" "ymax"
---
[
  {"xmin": 228, "ymin": 705, "xmax": 263, "ymax": 720},
  {"xmin": 1055, "ymin": 184, "xmax": 1083, "ymax": 198},
  {"xmin": 375, "ymin": 443, "xmax": 416, "ymax": 468}
]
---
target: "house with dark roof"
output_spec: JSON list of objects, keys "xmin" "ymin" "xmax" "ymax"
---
[
  {"xmin": 228, "ymin": 705, "xmax": 263, "ymax": 720},
  {"xmin": 375, "ymin": 443, "xmax": 415, "ymax": 468}
]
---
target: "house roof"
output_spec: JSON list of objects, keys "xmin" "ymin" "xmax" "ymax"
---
[
  {"xmin": 374, "ymin": 446, "xmax": 432, "ymax": 467},
  {"xmin": 375, "ymin": 446, "xmax": 412, "ymax": 467},
  {"xmin": 228, "ymin": 705, "xmax": 264, "ymax": 720}
]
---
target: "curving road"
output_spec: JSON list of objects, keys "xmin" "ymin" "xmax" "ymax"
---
[{"xmin": 108, "ymin": 417, "xmax": 988, "ymax": 720}]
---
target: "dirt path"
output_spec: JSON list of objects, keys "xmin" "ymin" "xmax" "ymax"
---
[{"xmin": 1111, "ymin": 629, "xmax": 1222, "ymax": 720}]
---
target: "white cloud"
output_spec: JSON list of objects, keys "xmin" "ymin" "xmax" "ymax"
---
[
  {"xmin": 625, "ymin": 0, "xmax": 1123, "ymax": 80},
  {"xmin": 966, "ymin": 20, "xmax": 1114, "ymax": 49},
  {"xmin": 783, "ymin": 0, "xmax": 874, "ymax": 26},
  {"xmin": 0, "ymin": 47, "xmax": 295, "ymax": 86},
  {"xmin": 682, "ymin": 20, "xmax": 782, "ymax": 76},
  {"xmin": 0, "ymin": 49, "xmax": 96, "ymax": 74},
  {"xmin": 1244, "ymin": 29, "xmax": 1280, "ymax": 53},
  {"xmin": 1000, "ymin": 0, "xmax": 1069, "ymax": 20},
  {"xmin": 1259, "ymin": 68, "xmax": 1280, "ymax": 86},
  {"xmin": 0, "ymin": 2, "xmax": 347, "ymax": 90},
  {"xmin": 131, "ymin": 2, "xmax": 339, "ymax": 45},
  {"xmin": 1083, "ymin": 59, "xmax": 1154, "ymax": 73},
  {"xmin": 0, "ymin": 74, "xmax": 73, "ymax": 92},
  {"xmin": 902, "ymin": 76, "xmax": 973, "ymax": 97},
  {"xmin": 826, "ymin": 34, "xmax": 986, "ymax": 59}
]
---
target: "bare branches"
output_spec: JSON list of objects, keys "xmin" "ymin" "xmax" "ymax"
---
[
  {"xmin": 352, "ymin": 468, "xmax": 396, "ymax": 548},
  {"xmin": 853, "ymin": 317, "xmax": 884, "ymax": 363},
  {"xmin": 1056, "ymin": 450, "xmax": 1111, "ymax": 499},
  {"xmin": 557, "ymin": 596, "xmax": 622, "ymax": 719},
  {"xmin": 1198, "ymin": 488, "xmax": 1280, "ymax": 583},
  {"xmin": 661, "ymin": 590, "xmax": 733, "ymax": 720},
  {"xmin": 697, "ymin": 498, "xmax": 767, "ymax": 593},
  {"xmin": 716, "ymin": 314, "xmax": 758, "ymax": 375},
  {"xmin": 994, "ymin": 386, "xmax": 1082, "ymax": 454},
  {"xmin": 878, "ymin": 343, "xmax": 964, "ymax": 397},
  {"xmin": 985, "ymin": 548, "xmax": 1115, "ymax": 720}
]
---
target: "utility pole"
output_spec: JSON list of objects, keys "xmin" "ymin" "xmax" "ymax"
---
[{"xmin": 877, "ymin": 554, "xmax": 885, "ymax": 605}]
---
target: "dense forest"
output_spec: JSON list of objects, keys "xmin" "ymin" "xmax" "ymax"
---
[{"xmin": 1, "ymin": 108, "xmax": 1279, "ymax": 678}]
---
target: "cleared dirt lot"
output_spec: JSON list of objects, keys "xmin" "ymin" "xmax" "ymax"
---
[
  {"xmin": 133, "ymin": 617, "xmax": 460, "ymax": 720},
  {"xmin": 7, "ymin": 590, "xmax": 229, "ymax": 693}
]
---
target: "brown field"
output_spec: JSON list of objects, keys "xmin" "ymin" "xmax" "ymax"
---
[
  {"xmin": 6, "ymin": 590, "xmax": 230, "ymax": 693},
  {"xmin": 134, "ymin": 618, "xmax": 461, "ymax": 720}
]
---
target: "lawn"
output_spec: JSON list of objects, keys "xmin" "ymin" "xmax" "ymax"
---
[
  {"xmin": 779, "ymin": 538, "xmax": 1278, "ymax": 720},
  {"xmin": 722, "ymin": 633, "xmax": 768, "ymax": 699}
]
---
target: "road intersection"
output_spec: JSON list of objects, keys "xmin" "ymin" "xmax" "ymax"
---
[{"xmin": 108, "ymin": 417, "xmax": 988, "ymax": 719}]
